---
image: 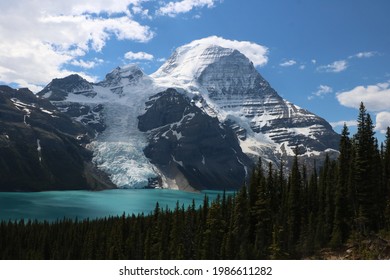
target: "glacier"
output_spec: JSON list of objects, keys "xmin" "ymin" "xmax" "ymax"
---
[{"xmin": 40, "ymin": 65, "xmax": 168, "ymax": 188}]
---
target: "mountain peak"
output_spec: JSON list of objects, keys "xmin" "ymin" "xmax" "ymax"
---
[
  {"xmin": 153, "ymin": 43, "xmax": 244, "ymax": 82},
  {"xmin": 98, "ymin": 64, "xmax": 145, "ymax": 88},
  {"xmin": 37, "ymin": 74, "xmax": 93, "ymax": 100},
  {"xmin": 152, "ymin": 38, "xmax": 272, "ymax": 104},
  {"xmin": 113, "ymin": 64, "xmax": 145, "ymax": 77}
]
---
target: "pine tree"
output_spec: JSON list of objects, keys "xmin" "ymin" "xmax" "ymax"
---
[
  {"xmin": 384, "ymin": 127, "xmax": 390, "ymax": 230},
  {"xmin": 324, "ymin": 157, "xmax": 337, "ymax": 244},
  {"xmin": 305, "ymin": 161, "xmax": 318, "ymax": 253},
  {"xmin": 330, "ymin": 124, "xmax": 351, "ymax": 247},
  {"xmin": 232, "ymin": 185, "xmax": 250, "ymax": 259},
  {"xmin": 248, "ymin": 158, "xmax": 263, "ymax": 245},
  {"xmin": 252, "ymin": 163, "xmax": 273, "ymax": 258},
  {"xmin": 298, "ymin": 164, "xmax": 310, "ymax": 255},
  {"xmin": 286, "ymin": 151, "xmax": 301, "ymax": 256},
  {"xmin": 353, "ymin": 103, "xmax": 380, "ymax": 233},
  {"xmin": 249, "ymin": 158, "xmax": 263, "ymax": 208}
]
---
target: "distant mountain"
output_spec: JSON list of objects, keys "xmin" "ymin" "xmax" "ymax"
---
[
  {"xmin": 29, "ymin": 39, "xmax": 340, "ymax": 191},
  {"xmin": 0, "ymin": 85, "xmax": 114, "ymax": 191}
]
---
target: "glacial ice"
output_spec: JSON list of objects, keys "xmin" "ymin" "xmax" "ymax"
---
[{"xmin": 88, "ymin": 103, "xmax": 157, "ymax": 188}]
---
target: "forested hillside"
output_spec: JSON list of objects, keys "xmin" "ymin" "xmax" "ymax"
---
[{"xmin": 1, "ymin": 103, "xmax": 390, "ymax": 260}]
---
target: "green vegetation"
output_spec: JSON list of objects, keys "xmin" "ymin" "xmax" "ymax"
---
[{"xmin": 1, "ymin": 102, "xmax": 390, "ymax": 259}]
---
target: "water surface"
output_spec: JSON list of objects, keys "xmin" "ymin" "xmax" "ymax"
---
[{"xmin": 0, "ymin": 189, "xmax": 228, "ymax": 222}]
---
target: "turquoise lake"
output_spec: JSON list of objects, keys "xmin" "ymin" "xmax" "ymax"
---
[{"xmin": 0, "ymin": 189, "xmax": 230, "ymax": 222}]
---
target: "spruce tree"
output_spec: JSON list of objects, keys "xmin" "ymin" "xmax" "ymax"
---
[
  {"xmin": 330, "ymin": 124, "xmax": 351, "ymax": 247},
  {"xmin": 252, "ymin": 163, "xmax": 273, "ymax": 258},
  {"xmin": 353, "ymin": 103, "xmax": 380, "ymax": 232},
  {"xmin": 286, "ymin": 151, "xmax": 301, "ymax": 255},
  {"xmin": 384, "ymin": 127, "xmax": 390, "ymax": 230},
  {"xmin": 232, "ymin": 185, "xmax": 250, "ymax": 259}
]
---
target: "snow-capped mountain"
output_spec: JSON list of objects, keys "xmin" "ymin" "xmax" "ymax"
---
[
  {"xmin": 35, "ymin": 40, "xmax": 339, "ymax": 190},
  {"xmin": 153, "ymin": 42, "xmax": 339, "ymax": 159}
]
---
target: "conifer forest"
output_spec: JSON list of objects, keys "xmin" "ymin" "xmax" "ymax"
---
[{"xmin": 1, "ymin": 103, "xmax": 390, "ymax": 260}]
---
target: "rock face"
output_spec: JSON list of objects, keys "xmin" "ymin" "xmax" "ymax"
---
[
  {"xmin": 138, "ymin": 88, "xmax": 251, "ymax": 190},
  {"xmin": 153, "ymin": 44, "xmax": 340, "ymax": 159},
  {"xmin": 37, "ymin": 74, "xmax": 96, "ymax": 101},
  {"xmin": 0, "ymin": 86, "xmax": 114, "ymax": 191}
]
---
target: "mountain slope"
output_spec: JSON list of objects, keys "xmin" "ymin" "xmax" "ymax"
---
[
  {"xmin": 38, "ymin": 65, "xmax": 161, "ymax": 189},
  {"xmin": 138, "ymin": 88, "xmax": 251, "ymax": 190},
  {"xmin": 0, "ymin": 86, "xmax": 114, "ymax": 191}
]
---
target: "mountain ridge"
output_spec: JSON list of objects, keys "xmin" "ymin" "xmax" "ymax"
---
[
  {"xmin": 28, "ymin": 39, "xmax": 339, "ymax": 190},
  {"xmin": 0, "ymin": 85, "xmax": 114, "ymax": 191}
]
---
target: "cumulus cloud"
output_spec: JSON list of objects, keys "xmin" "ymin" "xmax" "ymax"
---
[
  {"xmin": 0, "ymin": 0, "xmax": 154, "ymax": 91},
  {"xmin": 336, "ymin": 81, "xmax": 390, "ymax": 134},
  {"xmin": 280, "ymin": 60, "xmax": 297, "ymax": 67},
  {"xmin": 308, "ymin": 85, "xmax": 333, "ymax": 100},
  {"xmin": 336, "ymin": 81, "xmax": 390, "ymax": 111},
  {"xmin": 157, "ymin": 0, "xmax": 219, "ymax": 17},
  {"xmin": 376, "ymin": 112, "xmax": 390, "ymax": 133},
  {"xmin": 330, "ymin": 120, "xmax": 358, "ymax": 129},
  {"xmin": 69, "ymin": 0, "xmax": 143, "ymax": 15},
  {"xmin": 186, "ymin": 36, "xmax": 269, "ymax": 67},
  {"xmin": 70, "ymin": 58, "xmax": 104, "ymax": 69},
  {"xmin": 125, "ymin": 51, "xmax": 154, "ymax": 61},
  {"xmin": 317, "ymin": 60, "xmax": 348, "ymax": 73}
]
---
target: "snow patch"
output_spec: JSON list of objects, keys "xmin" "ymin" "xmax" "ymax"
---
[
  {"xmin": 40, "ymin": 108, "xmax": 54, "ymax": 115},
  {"xmin": 171, "ymin": 155, "xmax": 184, "ymax": 167},
  {"xmin": 23, "ymin": 115, "xmax": 29, "ymax": 126},
  {"xmin": 171, "ymin": 130, "xmax": 183, "ymax": 140},
  {"xmin": 37, "ymin": 139, "xmax": 42, "ymax": 163}
]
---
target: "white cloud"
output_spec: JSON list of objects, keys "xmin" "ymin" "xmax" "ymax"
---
[
  {"xmin": 280, "ymin": 60, "xmax": 296, "ymax": 67},
  {"xmin": 330, "ymin": 120, "xmax": 358, "ymax": 128},
  {"xmin": 70, "ymin": 0, "xmax": 143, "ymax": 15},
  {"xmin": 308, "ymin": 85, "xmax": 333, "ymax": 100},
  {"xmin": 70, "ymin": 58, "xmax": 104, "ymax": 69},
  {"xmin": 132, "ymin": 6, "xmax": 152, "ymax": 19},
  {"xmin": 350, "ymin": 51, "xmax": 377, "ymax": 59},
  {"xmin": 376, "ymin": 112, "xmax": 390, "ymax": 133},
  {"xmin": 0, "ymin": 1, "xmax": 154, "ymax": 91},
  {"xmin": 317, "ymin": 60, "xmax": 348, "ymax": 73},
  {"xmin": 157, "ymin": 0, "xmax": 219, "ymax": 17},
  {"xmin": 336, "ymin": 81, "xmax": 390, "ymax": 135},
  {"xmin": 186, "ymin": 36, "xmax": 268, "ymax": 67},
  {"xmin": 316, "ymin": 51, "xmax": 377, "ymax": 75},
  {"xmin": 125, "ymin": 51, "xmax": 154, "ymax": 61},
  {"xmin": 336, "ymin": 81, "xmax": 390, "ymax": 111}
]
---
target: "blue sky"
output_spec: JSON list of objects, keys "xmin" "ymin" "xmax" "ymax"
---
[{"xmin": 0, "ymin": 0, "xmax": 389, "ymax": 141}]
